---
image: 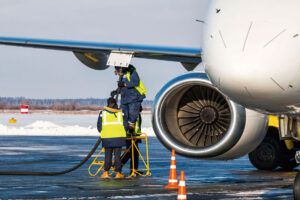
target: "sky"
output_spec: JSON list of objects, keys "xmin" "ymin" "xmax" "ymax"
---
[{"xmin": 0, "ymin": 0, "xmax": 209, "ymax": 99}]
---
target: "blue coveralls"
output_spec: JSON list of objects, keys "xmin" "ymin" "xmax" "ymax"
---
[{"xmin": 120, "ymin": 70, "xmax": 145, "ymax": 131}]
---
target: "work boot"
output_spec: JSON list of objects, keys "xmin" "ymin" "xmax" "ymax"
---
[
  {"xmin": 100, "ymin": 171, "xmax": 110, "ymax": 179},
  {"xmin": 115, "ymin": 172, "xmax": 125, "ymax": 179}
]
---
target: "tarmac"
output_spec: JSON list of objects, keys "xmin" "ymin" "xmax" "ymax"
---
[{"xmin": 0, "ymin": 136, "xmax": 296, "ymax": 199}]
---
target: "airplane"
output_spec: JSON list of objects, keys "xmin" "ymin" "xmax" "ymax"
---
[{"xmin": 1, "ymin": 0, "xmax": 300, "ymax": 197}]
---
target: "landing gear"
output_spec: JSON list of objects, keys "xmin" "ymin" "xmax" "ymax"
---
[
  {"xmin": 294, "ymin": 172, "xmax": 300, "ymax": 200},
  {"xmin": 249, "ymin": 128, "xmax": 299, "ymax": 170},
  {"xmin": 279, "ymin": 154, "xmax": 298, "ymax": 170},
  {"xmin": 249, "ymin": 136, "xmax": 280, "ymax": 170}
]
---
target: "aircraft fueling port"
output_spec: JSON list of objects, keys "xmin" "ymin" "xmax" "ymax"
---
[{"xmin": 88, "ymin": 133, "xmax": 151, "ymax": 177}]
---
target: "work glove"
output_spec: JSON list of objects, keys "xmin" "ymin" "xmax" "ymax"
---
[
  {"xmin": 110, "ymin": 90, "xmax": 118, "ymax": 97},
  {"xmin": 118, "ymin": 81, "xmax": 126, "ymax": 88}
]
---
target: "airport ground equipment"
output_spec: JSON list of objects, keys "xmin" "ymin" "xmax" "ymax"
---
[
  {"xmin": 0, "ymin": 137, "xmax": 102, "ymax": 176},
  {"xmin": 88, "ymin": 148, "xmax": 105, "ymax": 177},
  {"xmin": 88, "ymin": 133, "xmax": 151, "ymax": 177},
  {"xmin": 20, "ymin": 104, "xmax": 29, "ymax": 114},
  {"xmin": 177, "ymin": 171, "xmax": 187, "ymax": 200},
  {"xmin": 165, "ymin": 149, "xmax": 178, "ymax": 190},
  {"xmin": 8, "ymin": 118, "xmax": 17, "ymax": 124}
]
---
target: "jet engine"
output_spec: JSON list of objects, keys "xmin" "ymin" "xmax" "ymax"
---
[
  {"xmin": 152, "ymin": 72, "xmax": 268, "ymax": 160},
  {"xmin": 73, "ymin": 51, "xmax": 110, "ymax": 70}
]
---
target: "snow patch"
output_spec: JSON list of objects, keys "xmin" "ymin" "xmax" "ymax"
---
[
  {"xmin": 0, "ymin": 121, "xmax": 156, "ymax": 137},
  {"xmin": 26, "ymin": 121, "xmax": 60, "ymax": 129},
  {"xmin": 142, "ymin": 127, "xmax": 155, "ymax": 137}
]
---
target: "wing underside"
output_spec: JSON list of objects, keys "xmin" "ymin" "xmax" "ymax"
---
[{"xmin": 0, "ymin": 36, "xmax": 202, "ymax": 70}]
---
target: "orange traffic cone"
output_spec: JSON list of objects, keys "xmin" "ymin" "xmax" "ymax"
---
[
  {"xmin": 177, "ymin": 171, "xmax": 187, "ymax": 200},
  {"xmin": 165, "ymin": 149, "xmax": 178, "ymax": 189}
]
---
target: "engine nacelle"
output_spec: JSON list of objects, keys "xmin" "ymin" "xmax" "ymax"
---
[
  {"xmin": 152, "ymin": 72, "xmax": 268, "ymax": 160},
  {"xmin": 73, "ymin": 52, "xmax": 110, "ymax": 70}
]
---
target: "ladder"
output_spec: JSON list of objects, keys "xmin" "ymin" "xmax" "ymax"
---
[{"xmin": 88, "ymin": 133, "xmax": 151, "ymax": 177}]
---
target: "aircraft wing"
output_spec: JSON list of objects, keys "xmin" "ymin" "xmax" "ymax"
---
[{"xmin": 0, "ymin": 37, "xmax": 202, "ymax": 70}]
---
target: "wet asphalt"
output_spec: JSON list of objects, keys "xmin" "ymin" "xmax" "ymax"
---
[{"xmin": 0, "ymin": 136, "xmax": 296, "ymax": 200}]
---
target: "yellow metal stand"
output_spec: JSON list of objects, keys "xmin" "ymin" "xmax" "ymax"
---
[
  {"xmin": 88, "ymin": 148, "xmax": 106, "ymax": 177},
  {"xmin": 128, "ymin": 133, "xmax": 151, "ymax": 177},
  {"xmin": 88, "ymin": 133, "xmax": 151, "ymax": 177}
]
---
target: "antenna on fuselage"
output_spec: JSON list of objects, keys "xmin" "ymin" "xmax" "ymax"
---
[{"xmin": 196, "ymin": 19, "xmax": 205, "ymax": 23}]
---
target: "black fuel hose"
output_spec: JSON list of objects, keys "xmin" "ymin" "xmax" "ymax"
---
[
  {"xmin": 115, "ymin": 74, "xmax": 123, "ymax": 106},
  {"xmin": 0, "ymin": 137, "xmax": 101, "ymax": 176}
]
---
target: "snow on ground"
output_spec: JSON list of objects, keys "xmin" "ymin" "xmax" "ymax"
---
[{"xmin": 0, "ymin": 121, "xmax": 156, "ymax": 137}]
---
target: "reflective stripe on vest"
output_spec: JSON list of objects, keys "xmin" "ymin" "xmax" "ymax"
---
[
  {"xmin": 102, "ymin": 111, "xmax": 122, "ymax": 125},
  {"xmin": 126, "ymin": 72, "xmax": 147, "ymax": 96},
  {"xmin": 101, "ymin": 111, "xmax": 127, "ymax": 139}
]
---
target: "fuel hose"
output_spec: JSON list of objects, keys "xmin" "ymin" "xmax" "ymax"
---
[
  {"xmin": 0, "ymin": 137, "xmax": 101, "ymax": 176},
  {"xmin": 115, "ymin": 74, "xmax": 123, "ymax": 107}
]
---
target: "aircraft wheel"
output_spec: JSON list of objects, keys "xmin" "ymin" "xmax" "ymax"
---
[
  {"xmin": 248, "ymin": 136, "xmax": 280, "ymax": 170},
  {"xmin": 277, "ymin": 135, "xmax": 299, "ymax": 170},
  {"xmin": 294, "ymin": 172, "xmax": 300, "ymax": 200},
  {"xmin": 278, "ymin": 149, "xmax": 299, "ymax": 170},
  {"xmin": 279, "ymin": 159, "xmax": 299, "ymax": 171}
]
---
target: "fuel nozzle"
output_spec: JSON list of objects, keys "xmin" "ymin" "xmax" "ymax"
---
[{"xmin": 112, "ymin": 66, "xmax": 127, "ymax": 108}]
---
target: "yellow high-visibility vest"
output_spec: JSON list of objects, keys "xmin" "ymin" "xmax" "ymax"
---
[
  {"xmin": 126, "ymin": 71, "xmax": 147, "ymax": 96},
  {"xmin": 100, "ymin": 109, "xmax": 127, "ymax": 139}
]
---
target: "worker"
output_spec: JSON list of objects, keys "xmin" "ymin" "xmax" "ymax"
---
[
  {"xmin": 97, "ymin": 97, "xmax": 127, "ymax": 179},
  {"xmin": 114, "ymin": 64, "xmax": 147, "ymax": 133},
  {"xmin": 121, "ymin": 106, "xmax": 143, "ymax": 175},
  {"xmin": 113, "ymin": 65, "xmax": 146, "ymax": 175}
]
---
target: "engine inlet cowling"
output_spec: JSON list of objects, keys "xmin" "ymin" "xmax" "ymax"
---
[
  {"xmin": 152, "ymin": 73, "xmax": 247, "ymax": 158},
  {"xmin": 178, "ymin": 85, "xmax": 231, "ymax": 148}
]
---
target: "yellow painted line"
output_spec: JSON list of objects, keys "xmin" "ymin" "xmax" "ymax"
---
[{"xmin": 84, "ymin": 53, "xmax": 99, "ymax": 63}]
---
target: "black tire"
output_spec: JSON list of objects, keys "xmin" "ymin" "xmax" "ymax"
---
[
  {"xmin": 294, "ymin": 172, "xmax": 300, "ymax": 200},
  {"xmin": 280, "ymin": 159, "xmax": 298, "ymax": 171},
  {"xmin": 278, "ymin": 140, "xmax": 299, "ymax": 170},
  {"xmin": 249, "ymin": 136, "xmax": 280, "ymax": 170}
]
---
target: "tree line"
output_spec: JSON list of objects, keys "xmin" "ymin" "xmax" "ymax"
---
[{"xmin": 0, "ymin": 97, "xmax": 153, "ymax": 111}]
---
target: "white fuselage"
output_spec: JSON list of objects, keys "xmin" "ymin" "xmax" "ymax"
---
[{"xmin": 202, "ymin": 0, "xmax": 300, "ymax": 114}]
